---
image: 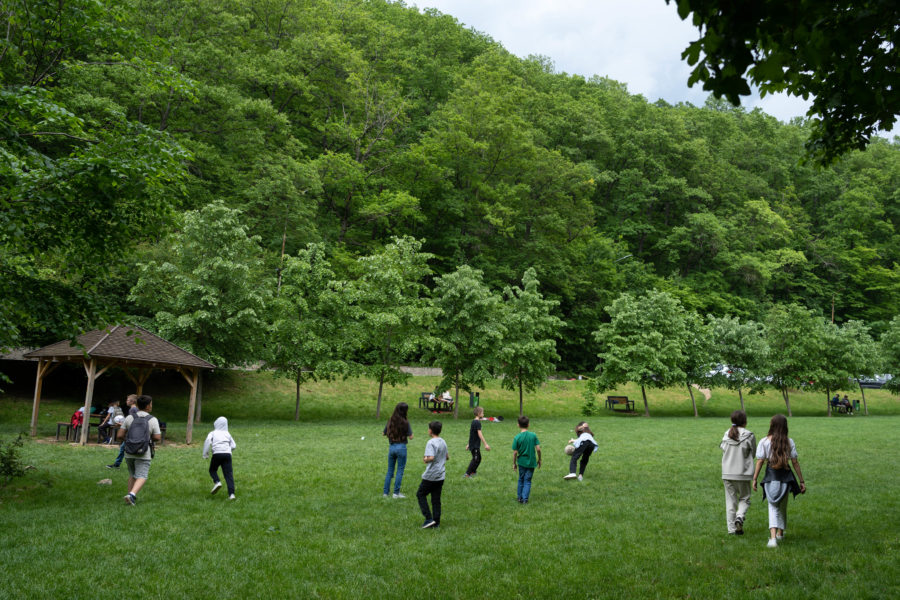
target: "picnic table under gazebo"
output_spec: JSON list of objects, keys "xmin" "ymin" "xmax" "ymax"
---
[{"xmin": 24, "ymin": 325, "xmax": 215, "ymax": 445}]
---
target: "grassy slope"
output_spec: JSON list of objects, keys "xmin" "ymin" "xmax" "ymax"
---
[{"xmin": 1, "ymin": 372, "xmax": 898, "ymax": 599}]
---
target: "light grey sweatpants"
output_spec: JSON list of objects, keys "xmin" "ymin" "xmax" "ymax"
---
[{"xmin": 723, "ymin": 479, "xmax": 752, "ymax": 533}]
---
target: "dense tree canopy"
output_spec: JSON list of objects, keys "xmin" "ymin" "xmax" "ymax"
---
[{"xmin": 3, "ymin": 0, "xmax": 899, "ymax": 389}]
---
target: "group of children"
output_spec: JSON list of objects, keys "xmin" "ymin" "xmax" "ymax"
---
[
  {"xmin": 382, "ymin": 404, "xmax": 601, "ymax": 524},
  {"xmin": 720, "ymin": 409, "xmax": 806, "ymax": 547},
  {"xmin": 101, "ymin": 392, "xmax": 805, "ymax": 545}
]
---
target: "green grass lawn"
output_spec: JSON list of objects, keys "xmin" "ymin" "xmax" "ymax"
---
[{"xmin": 1, "ymin": 372, "xmax": 899, "ymax": 599}]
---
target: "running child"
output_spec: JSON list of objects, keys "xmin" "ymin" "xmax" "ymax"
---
[
  {"xmin": 202, "ymin": 416, "xmax": 237, "ymax": 500},
  {"xmin": 720, "ymin": 410, "xmax": 756, "ymax": 535}
]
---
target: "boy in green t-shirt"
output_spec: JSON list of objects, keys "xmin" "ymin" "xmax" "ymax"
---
[{"xmin": 512, "ymin": 416, "xmax": 541, "ymax": 504}]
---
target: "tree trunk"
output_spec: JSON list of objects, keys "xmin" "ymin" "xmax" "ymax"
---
[
  {"xmin": 453, "ymin": 375, "xmax": 460, "ymax": 419},
  {"xmin": 738, "ymin": 387, "xmax": 745, "ymax": 412},
  {"xmin": 688, "ymin": 384, "xmax": 697, "ymax": 417},
  {"xmin": 826, "ymin": 386, "xmax": 832, "ymax": 416},
  {"xmin": 294, "ymin": 371, "xmax": 301, "ymax": 421},
  {"xmin": 519, "ymin": 376, "xmax": 524, "ymax": 417},
  {"xmin": 781, "ymin": 386, "xmax": 792, "ymax": 417},
  {"xmin": 641, "ymin": 385, "xmax": 650, "ymax": 417},
  {"xmin": 857, "ymin": 380, "xmax": 869, "ymax": 415},
  {"xmin": 376, "ymin": 370, "xmax": 385, "ymax": 419}
]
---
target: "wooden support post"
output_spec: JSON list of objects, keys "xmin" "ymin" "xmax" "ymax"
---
[
  {"xmin": 80, "ymin": 358, "xmax": 98, "ymax": 445},
  {"xmin": 30, "ymin": 359, "xmax": 46, "ymax": 437},
  {"xmin": 195, "ymin": 371, "xmax": 203, "ymax": 424},
  {"xmin": 180, "ymin": 367, "xmax": 199, "ymax": 444}
]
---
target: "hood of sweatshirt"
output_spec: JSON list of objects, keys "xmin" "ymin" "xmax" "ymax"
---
[
  {"xmin": 214, "ymin": 416, "xmax": 228, "ymax": 431},
  {"xmin": 721, "ymin": 427, "xmax": 753, "ymax": 446}
]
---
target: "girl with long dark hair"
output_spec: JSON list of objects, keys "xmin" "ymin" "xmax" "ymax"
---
[
  {"xmin": 383, "ymin": 402, "xmax": 413, "ymax": 498},
  {"xmin": 752, "ymin": 414, "xmax": 806, "ymax": 547}
]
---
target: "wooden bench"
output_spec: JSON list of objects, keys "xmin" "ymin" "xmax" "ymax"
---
[{"xmin": 606, "ymin": 395, "xmax": 634, "ymax": 412}]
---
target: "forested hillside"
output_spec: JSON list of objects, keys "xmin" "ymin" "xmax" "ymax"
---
[{"xmin": 3, "ymin": 0, "xmax": 899, "ymax": 371}]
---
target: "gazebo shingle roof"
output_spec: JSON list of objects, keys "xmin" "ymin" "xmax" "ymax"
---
[{"xmin": 24, "ymin": 325, "xmax": 215, "ymax": 369}]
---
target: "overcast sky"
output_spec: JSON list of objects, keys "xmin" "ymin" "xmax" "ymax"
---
[{"xmin": 413, "ymin": 0, "xmax": 813, "ymax": 124}]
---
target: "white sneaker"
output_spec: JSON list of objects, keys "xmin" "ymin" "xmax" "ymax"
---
[
  {"xmin": 776, "ymin": 535, "xmax": 784, "ymax": 541},
  {"xmin": 563, "ymin": 473, "xmax": 577, "ymax": 480},
  {"xmin": 577, "ymin": 474, "xmax": 583, "ymax": 481},
  {"xmin": 767, "ymin": 538, "xmax": 778, "ymax": 548},
  {"xmin": 383, "ymin": 493, "xmax": 389, "ymax": 498},
  {"xmin": 211, "ymin": 482, "xmax": 222, "ymax": 495},
  {"xmin": 228, "ymin": 494, "xmax": 235, "ymax": 500},
  {"xmin": 393, "ymin": 493, "xmax": 406, "ymax": 499}
]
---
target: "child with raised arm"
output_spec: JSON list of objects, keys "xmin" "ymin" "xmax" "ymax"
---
[
  {"xmin": 752, "ymin": 414, "xmax": 806, "ymax": 547},
  {"xmin": 464, "ymin": 406, "xmax": 490, "ymax": 478},
  {"xmin": 512, "ymin": 416, "xmax": 541, "ymax": 504},
  {"xmin": 417, "ymin": 421, "xmax": 448, "ymax": 529},
  {"xmin": 720, "ymin": 410, "xmax": 756, "ymax": 535}
]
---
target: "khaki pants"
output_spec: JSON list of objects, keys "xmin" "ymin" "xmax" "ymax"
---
[{"xmin": 723, "ymin": 479, "xmax": 752, "ymax": 533}]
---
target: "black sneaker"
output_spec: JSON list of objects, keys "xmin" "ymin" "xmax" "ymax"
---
[
  {"xmin": 107, "ymin": 464, "xmax": 119, "ymax": 469},
  {"xmin": 422, "ymin": 520, "xmax": 437, "ymax": 529},
  {"xmin": 124, "ymin": 493, "xmax": 136, "ymax": 506},
  {"xmin": 735, "ymin": 518, "xmax": 744, "ymax": 535}
]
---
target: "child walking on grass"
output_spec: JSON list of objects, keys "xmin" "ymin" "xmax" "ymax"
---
[
  {"xmin": 417, "ymin": 421, "xmax": 448, "ymax": 529},
  {"xmin": 720, "ymin": 410, "xmax": 756, "ymax": 535},
  {"xmin": 752, "ymin": 414, "xmax": 806, "ymax": 547},
  {"xmin": 203, "ymin": 416, "xmax": 237, "ymax": 500},
  {"xmin": 564, "ymin": 421, "xmax": 597, "ymax": 481},
  {"xmin": 464, "ymin": 406, "xmax": 490, "ymax": 477},
  {"xmin": 512, "ymin": 416, "xmax": 541, "ymax": 504}
]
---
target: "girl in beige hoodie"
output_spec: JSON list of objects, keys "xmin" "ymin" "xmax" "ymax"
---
[{"xmin": 720, "ymin": 410, "xmax": 756, "ymax": 535}]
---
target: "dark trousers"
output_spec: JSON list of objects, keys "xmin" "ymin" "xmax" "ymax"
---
[
  {"xmin": 209, "ymin": 453, "xmax": 235, "ymax": 495},
  {"xmin": 466, "ymin": 447, "xmax": 482, "ymax": 475},
  {"xmin": 569, "ymin": 444, "xmax": 594, "ymax": 475},
  {"xmin": 416, "ymin": 478, "xmax": 444, "ymax": 524},
  {"xmin": 98, "ymin": 423, "xmax": 113, "ymax": 442}
]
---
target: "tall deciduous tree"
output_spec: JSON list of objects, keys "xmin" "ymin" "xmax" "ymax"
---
[
  {"xmin": 763, "ymin": 304, "xmax": 824, "ymax": 416},
  {"xmin": 352, "ymin": 236, "xmax": 435, "ymax": 419},
  {"xmin": 268, "ymin": 244, "xmax": 352, "ymax": 420},
  {"xmin": 590, "ymin": 290, "xmax": 690, "ymax": 416},
  {"xmin": 681, "ymin": 312, "xmax": 714, "ymax": 417},
  {"xmin": 129, "ymin": 202, "xmax": 271, "ymax": 367},
  {"xmin": 879, "ymin": 316, "xmax": 900, "ymax": 397},
  {"xmin": 498, "ymin": 268, "xmax": 564, "ymax": 417},
  {"xmin": 707, "ymin": 315, "xmax": 769, "ymax": 411},
  {"xmin": 431, "ymin": 265, "xmax": 506, "ymax": 419}
]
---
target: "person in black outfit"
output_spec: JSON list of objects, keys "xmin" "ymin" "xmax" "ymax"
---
[{"xmin": 464, "ymin": 406, "xmax": 490, "ymax": 477}]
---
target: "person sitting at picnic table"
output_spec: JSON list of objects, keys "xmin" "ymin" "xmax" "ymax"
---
[
  {"xmin": 841, "ymin": 395, "xmax": 854, "ymax": 414},
  {"xmin": 441, "ymin": 391, "xmax": 453, "ymax": 404}
]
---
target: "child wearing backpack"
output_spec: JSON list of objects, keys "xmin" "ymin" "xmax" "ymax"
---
[
  {"xmin": 202, "ymin": 416, "xmax": 237, "ymax": 500},
  {"xmin": 117, "ymin": 395, "xmax": 161, "ymax": 506}
]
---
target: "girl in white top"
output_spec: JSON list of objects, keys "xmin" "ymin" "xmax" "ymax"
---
[
  {"xmin": 719, "ymin": 410, "xmax": 756, "ymax": 535},
  {"xmin": 564, "ymin": 421, "xmax": 599, "ymax": 481},
  {"xmin": 203, "ymin": 416, "xmax": 237, "ymax": 499},
  {"xmin": 752, "ymin": 414, "xmax": 806, "ymax": 547}
]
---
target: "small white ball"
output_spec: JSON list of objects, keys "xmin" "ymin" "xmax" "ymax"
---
[{"xmin": 361, "ymin": 436, "xmax": 365, "ymax": 440}]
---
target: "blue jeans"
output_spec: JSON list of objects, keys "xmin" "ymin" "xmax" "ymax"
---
[
  {"xmin": 517, "ymin": 467, "xmax": 535, "ymax": 501},
  {"xmin": 113, "ymin": 441, "xmax": 126, "ymax": 467},
  {"xmin": 384, "ymin": 443, "xmax": 408, "ymax": 495}
]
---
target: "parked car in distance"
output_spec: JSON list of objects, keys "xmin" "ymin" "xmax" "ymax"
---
[{"xmin": 858, "ymin": 374, "xmax": 893, "ymax": 389}]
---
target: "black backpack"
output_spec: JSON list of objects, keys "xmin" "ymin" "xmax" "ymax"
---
[{"xmin": 124, "ymin": 414, "xmax": 152, "ymax": 455}]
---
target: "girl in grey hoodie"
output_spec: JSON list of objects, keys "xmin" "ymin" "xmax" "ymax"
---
[
  {"xmin": 720, "ymin": 410, "xmax": 756, "ymax": 535},
  {"xmin": 203, "ymin": 416, "xmax": 237, "ymax": 499}
]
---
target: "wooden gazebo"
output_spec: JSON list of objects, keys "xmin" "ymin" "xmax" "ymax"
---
[{"xmin": 24, "ymin": 326, "xmax": 215, "ymax": 444}]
